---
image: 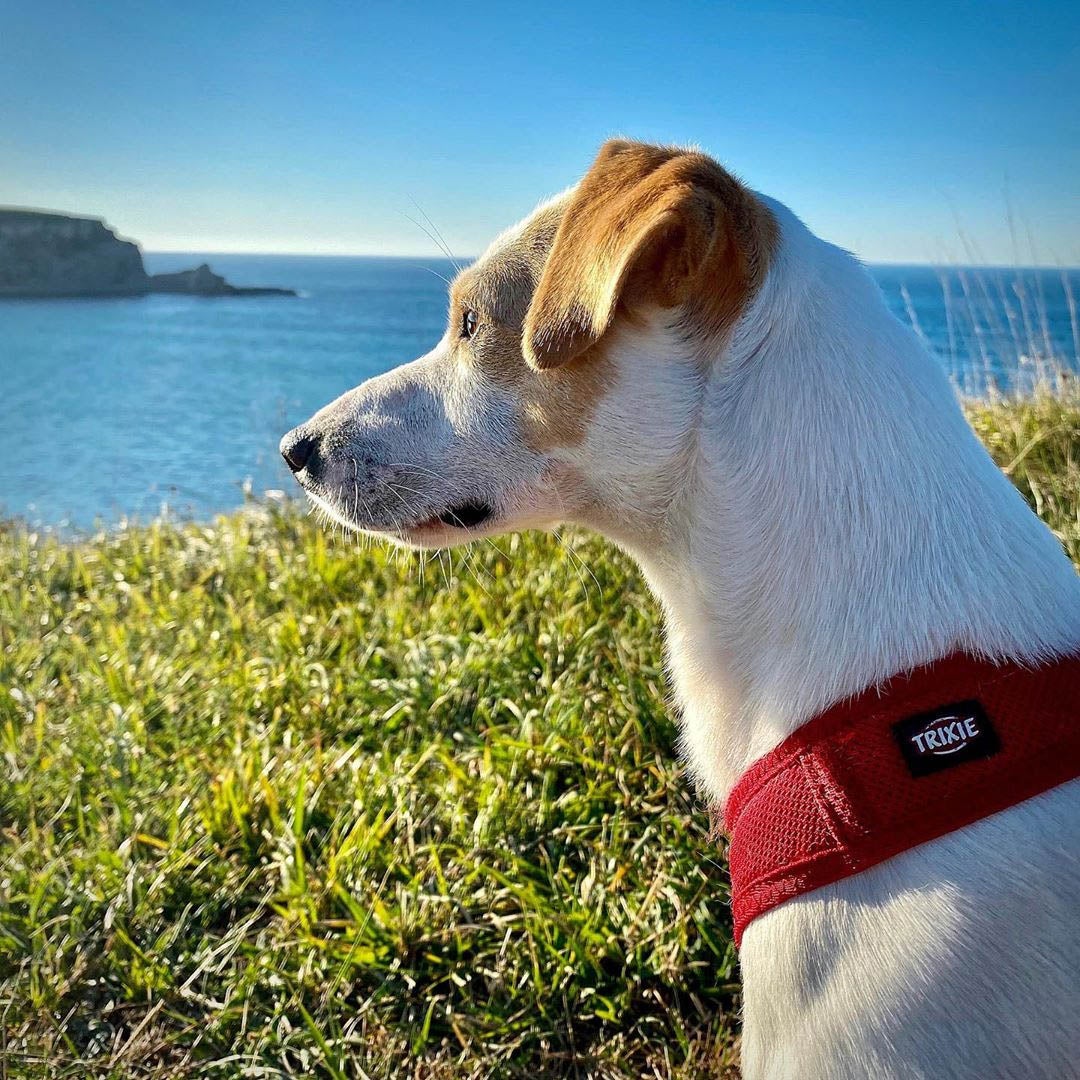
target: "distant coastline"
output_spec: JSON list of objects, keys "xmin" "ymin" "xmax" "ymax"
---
[{"xmin": 0, "ymin": 207, "xmax": 296, "ymax": 299}]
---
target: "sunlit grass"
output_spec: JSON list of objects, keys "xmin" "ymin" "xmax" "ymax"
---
[{"xmin": 1, "ymin": 387, "xmax": 1078, "ymax": 1078}]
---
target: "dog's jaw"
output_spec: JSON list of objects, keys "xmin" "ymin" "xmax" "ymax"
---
[{"xmin": 300, "ymin": 457, "xmax": 568, "ymax": 551}]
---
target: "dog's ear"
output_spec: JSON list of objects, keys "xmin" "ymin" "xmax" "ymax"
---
[{"xmin": 523, "ymin": 139, "xmax": 757, "ymax": 371}]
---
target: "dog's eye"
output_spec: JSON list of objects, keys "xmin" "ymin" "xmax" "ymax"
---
[{"xmin": 461, "ymin": 309, "xmax": 479, "ymax": 339}]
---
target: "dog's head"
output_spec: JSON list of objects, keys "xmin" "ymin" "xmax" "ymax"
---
[{"xmin": 281, "ymin": 139, "xmax": 776, "ymax": 549}]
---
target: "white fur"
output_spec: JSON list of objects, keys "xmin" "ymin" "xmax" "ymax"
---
[{"xmin": 284, "ymin": 190, "xmax": 1080, "ymax": 1079}]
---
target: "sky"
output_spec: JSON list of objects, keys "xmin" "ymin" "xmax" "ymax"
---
[{"xmin": 1, "ymin": 1, "xmax": 1077, "ymax": 264}]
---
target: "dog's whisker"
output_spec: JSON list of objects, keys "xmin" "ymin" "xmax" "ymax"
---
[
  {"xmin": 436, "ymin": 548, "xmax": 453, "ymax": 592},
  {"xmin": 411, "ymin": 263, "xmax": 453, "ymax": 289},
  {"xmin": 543, "ymin": 484, "xmax": 600, "ymax": 602},
  {"xmin": 407, "ymin": 197, "xmax": 463, "ymax": 274},
  {"xmin": 376, "ymin": 478, "xmax": 427, "ymax": 528},
  {"xmin": 552, "ymin": 528, "xmax": 593, "ymax": 602},
  {"xmin": 399, "ymin": 210, "xmax": 462, "ymax": 276},
  {"xmin": 384, "ymin": 462, "xmax": 453, "ymax": 485},
  {"xmin": 561, "ymin": 533, "xmax": 602, "ymax": 601},
  {"xmin": 458, "ymin": 543, "xmax": 494, "ymax": 598}
]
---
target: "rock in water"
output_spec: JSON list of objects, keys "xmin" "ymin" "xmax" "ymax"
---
[
  {"xmin": 0, "ymin": 207, "xmax": 296, "ymax": 298},
  {"xmin": 148, "ymin": 263, "xmax": 295, "ymax": 297}
]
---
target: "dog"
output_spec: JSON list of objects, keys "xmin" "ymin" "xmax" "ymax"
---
[{"xmin": 281, "ymin": 140, "xmax": 1080, "ymax": 1079}]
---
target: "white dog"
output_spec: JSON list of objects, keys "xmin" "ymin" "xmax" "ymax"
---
[{"xmin": 281, "ymin": 140, "xmax": 1080, "ymax": 1079}]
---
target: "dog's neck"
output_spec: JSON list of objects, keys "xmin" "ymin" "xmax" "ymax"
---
[{"xmin": 621, "ymin": 203, "xmax": 1080, "ymax": 803}]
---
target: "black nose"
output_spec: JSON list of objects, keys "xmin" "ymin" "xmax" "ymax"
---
[{"xmin": 280, "ymin": 429, "xmax": 319, "ymax": 473}]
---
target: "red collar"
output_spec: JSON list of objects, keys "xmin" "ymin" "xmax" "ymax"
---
[{"xmin": 722, "ymin": 651, "xmax": 1080, "ymax": 945}]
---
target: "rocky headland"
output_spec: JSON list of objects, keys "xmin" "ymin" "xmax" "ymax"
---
[{"xmin": 0, "ymin": 208, "xmax": 296, "ymax": 298}]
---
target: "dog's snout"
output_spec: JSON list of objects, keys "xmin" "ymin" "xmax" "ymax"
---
[{"xmin": 280, "ymin": 428, "xmax": 320, "ymax": 474}]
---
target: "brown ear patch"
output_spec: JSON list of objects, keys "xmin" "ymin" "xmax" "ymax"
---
[{"xmin": 523, "ymin": 139, "xmax": 776, "ymax": 370}]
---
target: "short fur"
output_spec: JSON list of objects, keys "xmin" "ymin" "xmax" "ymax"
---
[{"xmin": 282, "ymin": 139, "xmax": 1080, "ymax": 1078}]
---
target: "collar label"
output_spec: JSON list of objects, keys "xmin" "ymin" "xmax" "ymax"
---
[{"xmin": 892, "ymin": 699, "xmax": 1000, "ymax": 777}]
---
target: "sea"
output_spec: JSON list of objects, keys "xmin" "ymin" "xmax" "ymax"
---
[{"xmin": 3, "ymin": 253, "xmax": 1078, "ymax": 530}]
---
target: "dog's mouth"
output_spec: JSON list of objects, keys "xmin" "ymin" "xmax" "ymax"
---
[
  {"xmin": 434, "ymin": 501, "xmax": 494, "ymax": 529},
  {"xmin": 378, "ymin": 501, "xmax": 494, "ymax": 544},
  {"xmin": 400, "ymin": 500, "xmax": 496, "ymax": 534}
]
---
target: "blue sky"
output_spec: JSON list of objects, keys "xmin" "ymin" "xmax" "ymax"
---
[{"xmin": 1, "ymin": 1, "xmax": 1077, "ymax": 263}]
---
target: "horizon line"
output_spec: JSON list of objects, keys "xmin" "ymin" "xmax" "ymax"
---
[{"xmin": 144, "ymin": 249, "xmax": 1080, "ymax": 273}]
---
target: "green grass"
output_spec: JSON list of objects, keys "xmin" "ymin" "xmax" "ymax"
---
[{"xmin": 1, "ymin": 390, "xmax": 1078, "ymax": 1079}]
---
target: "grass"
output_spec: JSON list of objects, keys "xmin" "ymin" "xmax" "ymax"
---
[{"xmin": 1, "ymin": 388, "xmax": 1079, "ymax": 1079}]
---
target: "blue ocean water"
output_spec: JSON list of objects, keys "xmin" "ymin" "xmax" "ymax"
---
[{"xmin": 2, "ymin": 253, "xmax": 1078, "ymax": 529}]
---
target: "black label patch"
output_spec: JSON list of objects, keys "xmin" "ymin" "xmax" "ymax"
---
[{"xmin": 892, "ymin": 700, "xmax": 1000, "ymax": 778}]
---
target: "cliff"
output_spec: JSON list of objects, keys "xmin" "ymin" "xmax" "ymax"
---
[{"xmin": 0, "ymin": 208, "xmax": 295, "ymax": 298}]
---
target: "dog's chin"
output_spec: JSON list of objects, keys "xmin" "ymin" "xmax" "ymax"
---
[{"xmin": 305, "ymin": 490, "xmax": 503, "ymax": 550}]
